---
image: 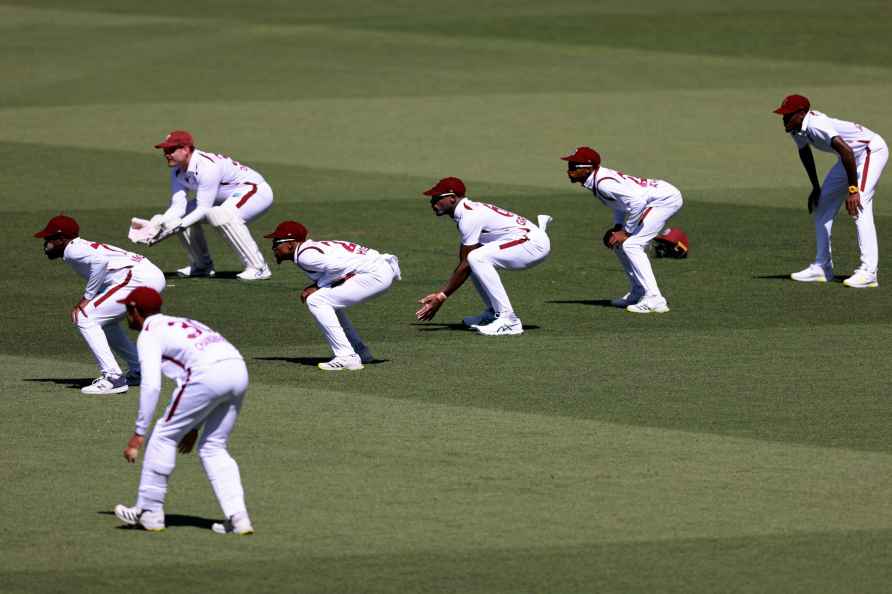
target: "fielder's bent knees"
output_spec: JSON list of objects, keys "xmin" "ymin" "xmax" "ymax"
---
[{"xmin": 466, "ymin": 249, "xmax": 490, "ymax": 269}]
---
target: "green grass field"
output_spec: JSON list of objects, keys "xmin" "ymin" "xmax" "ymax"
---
[{"xmin": 3, "ymin": 1, "xmax": 892, "ymax": 592}]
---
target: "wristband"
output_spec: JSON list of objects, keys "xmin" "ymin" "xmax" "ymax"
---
[
  {"xmin": 437, "ymin": 292, "xmax": 448, "ymax": 301},
  {"xmin": 848, "ymin": 186, "xmax": 859, "ymax": 195}
]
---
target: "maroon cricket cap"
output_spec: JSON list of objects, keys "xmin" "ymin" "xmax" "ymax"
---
[
  {"xmin": 773, "ymin": 94, "xmax": 810, "ymax": 115},
  {"xmin": 264, "ymin": 220, "xmax": 308, "ymax": 241},
  {"xmin": 561, "ymin": 146, "xmax": 601, "ymax": 167},
  {"xmin": 117, "ymin": 287, "xmax": 163, "ymax": 315},
  {"xmin": 154, "ymin": 130, "xmax": 194, "ymax": 149},
  {"xmin": 654, "ymin": 227, "xmax": 689, "ymax": 252},
  {"xmin": 423, "ymin": 177, "xmax": 466, "ymax": 198},
  {"xmin": 34, "ymin": 214, "xmax": 79, "ymax": 239}
]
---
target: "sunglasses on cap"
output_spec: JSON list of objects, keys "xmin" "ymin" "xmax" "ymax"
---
[
  {"xmin": 272, "ymin": 237, "xmax": 298, "ymax": 246},
  {"xmin": 567, "ymin": 162, "xmax": 595, "ymax": 170}
]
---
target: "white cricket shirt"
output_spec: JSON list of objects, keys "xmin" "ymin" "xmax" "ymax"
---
[
  {"xmin": 135, "ymin": 314, "xmax": 243, "ymax": 434},
  {"xmin": 791, "ymin": 110, "xmax": 879, "ymax": 159},
  {"xmin": 294, "ymin": 239, "xmax": 383, "ymax": 288},
  {"xmin": 584, "ymin": 167, "xmax": 682, "ymax": 233},
  {"xmin": 451, "ymin": 198, "xmax": 533, "ymax": 246},
  {"xmin": 63, "ymin": 238, "xmax": 150, "ymax": 300}
]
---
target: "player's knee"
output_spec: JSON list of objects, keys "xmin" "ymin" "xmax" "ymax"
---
[
  {"xmin": 466, "ymin": 249, "xmax": 489, "ymax": 269},
  {"xmin": 622, "ymin": 241, "xmax": 645, "ymax": 256},
  {"xmin": 206, "ymin": 205, "xmax": 236, "ymax": 228}
]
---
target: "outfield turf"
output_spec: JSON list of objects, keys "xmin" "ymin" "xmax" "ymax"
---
[{"xmin": 3, "ymin": 1, "xmax": 892, "ymax": 593}]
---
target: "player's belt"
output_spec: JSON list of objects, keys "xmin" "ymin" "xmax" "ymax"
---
[
  {"xmin": 499, "ymin": 237, "xmax": 529, "ymax": 250},
  {"xmin": 330, "ymin": 272, "xmax": 356, "ymax": 287}
]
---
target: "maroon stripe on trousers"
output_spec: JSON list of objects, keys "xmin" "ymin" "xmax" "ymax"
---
[
  {"xmin": 499, "ymin": 237, "xmax": 529, "ymax": 250},
  {"xmin": 860, "ymin": 147, "xmax": 872, "ymax": 192},
  {"xmin": 235, "ymin": 183, "xmax": 258, "ymax": 208},
  {"xmin": 165, "ymin": 369, "xmax": 192, "ymax": 422},
  {"xmin": 92, "ymin": 270, "xmax": 133, "ymax": 307}
]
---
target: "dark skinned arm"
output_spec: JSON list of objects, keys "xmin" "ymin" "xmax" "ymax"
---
[
  {"xmin": 797, "ymin": 145, "xmax": 821, "ymax": 214},
  {"xmin": 415, "ymin": 244, "xmax": 481, "ymax": 320},
  {"xmin": 830, "ymin": 136, "xmax": 862, "ymax": 216}
]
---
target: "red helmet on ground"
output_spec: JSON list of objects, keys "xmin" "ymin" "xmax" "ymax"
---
[
  {"xmin": 117, "ymin": 287, "xmax": 163, "ymax": 316},
  {"xmin": 34, "ymin": 215, "xmax": 79, "ymax": 239},
  {"xmin": 653, "ymin": 227, "xmax": 689, "ymax": 259},
  {"xmin": 561, "ymin": 146, "xmax": 601, "ymax": 167},
  {"xmin": 154, "ymin": 130, "xmax": 194, "ymax": 149},
  {"xmin": 264, "ymin": 221, "xmax": 309, "ymax": 242},
  {"xmin": 423, "ymin": 177, "xmax": 466, "ymax": 199}
]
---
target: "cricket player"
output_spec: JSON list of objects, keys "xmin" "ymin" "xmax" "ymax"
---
[
  {"xmin": 150, "ymin": 130, "xmax": 273, "ymax": 281},
  {"xmin": 114, "ymin": 287, "xmax": 253, "ymax": 535},
  {"xmin": 34, "ymin": 215, "xmax": 166, "ymax": 395},
  {"xmin": 265, "ymin": 220, "xmax": 401, "ymax": 371},
  {"xmin": 415, "ymin": 177, "xmax": 552, "ymax": 335},
  {"xmin": 563, "ymin": 147, "xmax": 683, "ymax": 314},
  {"xmin": 774, "ymin": 94, "xmax": 888, "ymax": 288}
]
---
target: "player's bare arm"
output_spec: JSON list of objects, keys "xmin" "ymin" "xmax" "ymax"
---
[
  {"xmin": 830, "ymin": 136, "xmax": 862, "ymax": 216},
  {"xmin": 123, "ymin": 433, "xmax": 144, "ymax": 463},
  {"xmin": 70, "ymin": 297, "xmax": 90, "ymax": 323},
  {"xmin": 300, "ymin": 283, "xmax": 318, "ymax": 303},
  {"xmin": 607, "ymin": 229, "xmax": 630, "ymax": 248},
  {"xmin": 416, "ymin": 244, "xmax": 480, "ymax": 321},
  {"xmin": 797, "ymin": 145, "xmax": 821, "ymax": 213}
]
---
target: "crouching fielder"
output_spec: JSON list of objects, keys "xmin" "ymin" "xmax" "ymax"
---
[
  {"xmin": 265, "ymin": 220, "xmax": 401, "ymax": 371},
  {"xmin": 563, "ymin": 146, "xmax": 683, "ymax": 314},
  {"xmin": 114, "ymin": 287, "xmax": 253, "ymax": 535},
  {"xmin": 149, "ymin": 130, "xmax": 273, "ymax": 281}
]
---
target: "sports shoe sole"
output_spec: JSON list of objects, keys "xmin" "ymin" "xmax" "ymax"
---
[
  {"xmin": 82, "ymin": 386, "xmax": 129, "ymax": 395},
  {"xmin": 843, "ymin": 281, "xmax": 879, "ymax": 288},
  {"xmin": 626, "ymin": 305, "xmax": 670, "ymax": 314}
]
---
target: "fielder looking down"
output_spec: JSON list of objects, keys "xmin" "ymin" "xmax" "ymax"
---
[
  {"xmin": 149, "ymin": 130, "xmax": 274, "ymax": 281},
  {"xmin": 266, "ymin": 220, "xmax": 401, "ymax": 371},
  {"xmin": 774, "ymin": 94, "xmax": 888, "ymax": 288},
  {"xmin": 35, "ymin": 215, "xmax": 166, "ymax": 395},
  {"xmin": 415, "ymin": 177, "xmax": 552, "ymax": 336},
  {"xmin": 114, "ymin": 287, "xmax": 254, "ymax": 535},
  {"xmin": 563, "ymin": 146, "xmax": 683, "ymax": 314}
]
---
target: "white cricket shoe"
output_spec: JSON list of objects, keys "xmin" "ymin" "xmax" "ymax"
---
[
  {"xmin": 843, "ymin": 269, "xmax": 878, "ymax": 288},
  {"xmin": 610, "ymin": 291, "xmax": 644, "ymax": 308},
  {"xmin": 790, "ymin": 264, "xmax": 832, "ymax": 283},
  {"xmin": 212, "ymin": 512, "xmax": 254, "ymax": 535},
  {"xmin": 114, "ymin": 505, "xmax": 165, "ymax": 531},
  {"xmin": 236, "ymin": 265, "xmax": 272, "ymax": 281},
  {"xmin": 318, "ymin": 354, "xmax": 364, "ymax": 371},
  {"xmin": 626, "ymin": 297, "xmax": 670, "ymax": 314},
  {"xmin": 176, "ymin": 265, "xmax": 215, "ymax": 278},
  {"xmin": 356, "ymin": 345, "xmax": 375, "ymax": 364},
  {"xmin": 81, "ymin": 374, "xmax": 129, "ymax": 395},
  {"xmin": 474, "ymin": 314, "xmax": 523, "ymax": 336},
  {"xmin": 462, "ymin": 309, "xmax": 497, "ymax": 327}
]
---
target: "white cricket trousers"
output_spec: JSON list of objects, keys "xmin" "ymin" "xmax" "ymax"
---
[
  {"xmin": 305, "ymin": 255, "xmax": 400, "ymax": 357},
  {"xmin": 223, "ymin": 181, "xmax": 274, "ymax": 224},
  {"xmin": 76, "ymin": 261, "xmax": 166, "ymax": 377},
  {"xmin": 467, "ymin": 229, "xmax": 550, "ymax": 317},
  {"xmin": 813, "ymin": 137, "xmax": 887, "ymax": 274},
  {"xmin": 137, "ymin": 358, "xmax": 249, "ymax": 519},
  {"xmin": 617, "ymin": 195, "xmax": 683, "ymax": 299}
]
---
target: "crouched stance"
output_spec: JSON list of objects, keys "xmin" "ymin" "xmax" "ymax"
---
[
  {"xmin": 114, "ymin": 287, "xmax": 253, "ymax": 535},
  {"xmin": 266, "ymin": 220, "xmax": 400, "ymax": 371}
]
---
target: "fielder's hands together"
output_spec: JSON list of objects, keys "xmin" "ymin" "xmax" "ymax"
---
[
  {"xmin": 70, "ymin": 297, "xmax": 90, "ymax": 323},
  {"xmin": 607, "ymin": 229, "xmax": 629, "ymax": 249},
  {"xmin": 300, "ymin": 284, "xmax": 318, "ymax": 303},
  {"xmin": 177, "ymin": 428, "xmax": 198, "ymax": 454},
  {"xmin": 416, "ymin": 292, "xmax": 447, "ymax": 321},
  {"xmin": 123, "ymin": 433, "xmax": 145, "ymax": 463},
  {"xmin": 602, "ymin": 225, "xmax": 623, "ymax": 248}
]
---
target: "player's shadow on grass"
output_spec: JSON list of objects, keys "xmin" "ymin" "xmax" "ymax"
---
[
  {"xmin": 254, "ymin": 356, "xmax": 390, "ymax": 366},
  {"xmin": 24, "ymin": 377, "xmax": 95, "ymax": 389},
  {"xmin": 98, "ymin": 511, "xmax": 217, "ymax": 530},
  {"xmin": 546, "ymin": 299, "xmax": 615, "ymax": 308},
  {"xmin": 752, "ymin": 274, "xmax": 842, "ymax": 282},
  {"xmin": 411, "ymin": 323, "xmax": 541, "ymax": 331},
  {"xmin": 163, "ymin": 271, "xmax": 241, "ymax": 280}
]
